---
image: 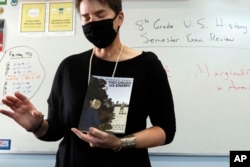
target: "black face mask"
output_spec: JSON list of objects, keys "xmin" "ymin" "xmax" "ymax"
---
[{"xmin": 82, "ymin": 16, "xmax": 119, "ymax": 48}]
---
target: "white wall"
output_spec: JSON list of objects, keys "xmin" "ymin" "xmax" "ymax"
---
[
  {"xmin": 1, "ymin": 0, "xmax": 250, "ymax": 155},
  {"xmin": 0, "ymin": 154, "xmax": 229, "ymax": 167},
  {"xmin": 0, "ymin": 0, "xmax": 247, "ymax": 165}
]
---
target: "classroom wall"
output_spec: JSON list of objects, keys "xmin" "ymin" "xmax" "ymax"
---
[
  {"xmin": 1, "ymin": 0, "xmax": 248, "ymax": 166},
  {"xmin": 2, "ymin": 0, "xmax": 250, "ymax": 155},
  {"xmin": 0, "ymin": 154, "xmax": 229, "ymax": 167}
]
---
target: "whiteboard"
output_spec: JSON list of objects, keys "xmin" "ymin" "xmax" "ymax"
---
[{"xmin": 1, "ymin": 0, "xmax": 250, "ymax": 155}]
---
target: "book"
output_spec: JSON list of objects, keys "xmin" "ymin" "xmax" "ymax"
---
[{"xmin": 78, "ymin": 75, "xmax": 134, "ymax": 134}]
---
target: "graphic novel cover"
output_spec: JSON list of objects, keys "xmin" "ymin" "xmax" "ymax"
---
[{"xmin": 78, "ymin": 75, "xmax": 134, "ymax": 134}]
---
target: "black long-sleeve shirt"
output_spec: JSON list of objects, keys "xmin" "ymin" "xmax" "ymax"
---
[{"xmin": 39, "ymin": 50, "xmax": 176, "ymax": 167}]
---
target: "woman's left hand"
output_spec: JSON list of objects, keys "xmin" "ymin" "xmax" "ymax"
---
[{"xmin": 71, "ymin": 127, "xmax": 120, "ymax": 149}]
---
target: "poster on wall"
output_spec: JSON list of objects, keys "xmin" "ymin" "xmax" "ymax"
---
[
  {"xmin": 48, "ymin": 2, "xmax": 74, "ymax": 32},
  {"xmin": 20, "ymin": 3, "xmax": 46, "ymax": 32},
  {"xmin": 0, "ymin": 19, "xmax": 4, "ymax": 52},
  {"xmin": 19, "ymin": 1, "xmax": 75, "ymax": 36},
  {"xmin": 0, "ymin": 0, "xmax": 7, "ymax": 5}
]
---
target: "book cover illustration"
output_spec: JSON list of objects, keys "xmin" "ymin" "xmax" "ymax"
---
[{"xmin": 78, "ymin": 75, "xmax": 134, "ymax": 134}]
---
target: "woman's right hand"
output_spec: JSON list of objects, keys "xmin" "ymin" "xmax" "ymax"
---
[{"xmin": 0, "ymin": 92, "xmax": 44, "ymax": 132}]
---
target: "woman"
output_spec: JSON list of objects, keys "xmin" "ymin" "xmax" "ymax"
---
[{"xmin": 0, "ymin": 0, "xmax": 176, "ymax": 166}]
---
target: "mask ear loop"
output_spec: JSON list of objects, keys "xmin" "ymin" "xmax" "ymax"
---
[
  {"xmin": 113, "ymin": 11, "xmax": 121, "ymax": 32},
  {"xmin": 113, "ymin": 11, "xmax": 120, "ymax": 20}
]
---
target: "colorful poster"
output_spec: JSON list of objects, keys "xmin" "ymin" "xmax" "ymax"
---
[
  {"xmin": 0, "ymin": 19, "xmax": 4, "ymax": 52},
  {"xmin": 20, "ymin": 3, "xmax": 46, "ymax": 32},
  {"xmin": 49, "ymin": 2, "xmax": 74, "ymax": 32},
  {"xmin": 0, "ymin": 0, "xmax": 7, "ymax": 5}
]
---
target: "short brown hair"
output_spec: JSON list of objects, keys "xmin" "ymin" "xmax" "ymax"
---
[{"xmin": 75, "ymin": 0, "xmax": 122, "ymax": 15}]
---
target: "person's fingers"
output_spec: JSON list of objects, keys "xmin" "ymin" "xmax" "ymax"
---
[
  {"xmin": 2, "ymin": 98, "xmax": 12, "ymax": 106},
  {"xmin": 15, "ymin": 92, "xmax": 35, "ymax": 110},
  {"xmin": 5, "ymin": 95, "xmax": 18, "ymax": 103},
  {"xmin": 71, "ymin": 128, "xmax": 88, "ymax": 140},
  {"xmin": 88, "ymin": 127, "xmax": 106, "ymax": 138},
  {"xmin": 14, "ymin": 92, "xmax": 28, "ymax": 102},
  {"xmin": 0, "ymin": 109, "xmax": 14, "ymax": 118},
  {"xmin": 2, "ymin": 98, "xmax": 17, "ymax": 109}
]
